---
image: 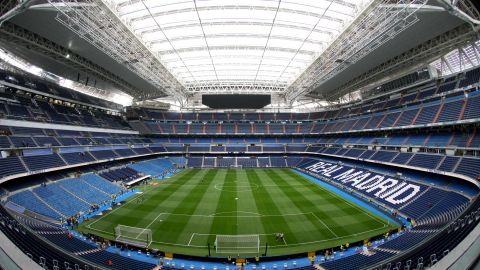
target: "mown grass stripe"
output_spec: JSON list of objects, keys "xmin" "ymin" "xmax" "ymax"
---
[
  {"xmin": 264, "ymin": 168, "xmax": 349, "ymax": 237},
  {"xmin": 284, "ymin": 169, "xmax": 389, "ymax": 230},
  {"xmin": 236, "ymin": 170, "xmax": 265, "ymax": 237},
  {"xmin": 90, "ymin": 169, "xmax": 206, "ymax": 231},
  {"xmin": 165, "ymin": 169, "xmax": 220, "ymax": 245},
  {"xmin": 245, "ymin": 169, "xmax": 298, "ymax": 245},
  {"xmin": 253, "ymin": 169, "xmax": 324, "ymax": 243},
  {"xmin": 78, "ymin": 168, "xmax": 395, "ymax": 257},
  {"xmin": 208, "ymin": 169, "xmax": 238, "ymax": 245}
]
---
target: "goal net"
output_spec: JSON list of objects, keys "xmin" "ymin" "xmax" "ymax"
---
[
  {"xmin": 114, "ymin": 225, "xmax": 152, "ymax": 248},
  {"xmin": 215, "ymin": 234, "xmax": 259, "ymax": 254}
]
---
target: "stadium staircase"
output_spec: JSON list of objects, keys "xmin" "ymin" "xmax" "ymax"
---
[
  {"xmin": 434, "ymin": 156, "xmax": 446, "ymax": 170},
  {"xmin": 18, "ymin": 156, "xmax": 28, "ymax": 172},
  {"xmin": 2, "ymin": 206, "xmax": 156, "ymax": 270},
  {"xmin": 466, "ymin": 128, "xmax": 477, "ymax": 147},
  {"xmin": 80, "ymin": 178, "xmax": 111, "ymax": 196},
  {"xmin": 397, "ymin": 186, "xmax": 433, "ymax": 211},
  {"xmin": 58, "ymin": 185, "xmax": 92, "ymax": 206},
  {"xmin": 31, "ymin": 191, "xmax": 65, "ymax": 219}
]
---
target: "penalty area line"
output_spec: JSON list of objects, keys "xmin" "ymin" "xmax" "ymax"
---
[
  {"xmin": 87, "ymin": 185, "xmax": 158, "ymax": 229},
  {"xmin": 135, "ymin": 212, "xmax": 166, "ymax": 240},
  {"xmin": 310, "ymin": 212, "xmax": 339, "ymax": 237},
  {"xmin": 187, "ymin": 233, "xmax": 196, "ymax": 246},
  {"xmin": 294, "ymin": 170, "xmax": 394, "ymax": 227}
]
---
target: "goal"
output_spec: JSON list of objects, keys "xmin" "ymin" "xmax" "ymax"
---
[
  {"xmin": 114, "ymin": 225, "xmax": 152, "ymax": 247},
  {"xmin": 215, "ymin": 234, "xmax": 259, "ymax": 254}
]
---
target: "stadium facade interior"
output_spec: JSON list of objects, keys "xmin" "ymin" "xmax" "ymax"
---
[{"xmin": 0, "ymin": 0, "xmax": 480, "ymax": 270}]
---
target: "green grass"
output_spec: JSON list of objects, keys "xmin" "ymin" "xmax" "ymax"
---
[{"xmin": 78, "ymin": 168, "xmax": 398, "ymax": 257}]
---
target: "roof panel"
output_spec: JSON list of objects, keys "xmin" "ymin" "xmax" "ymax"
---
[{"xmin": 109, "ymin": 0, "xmax": 372, "ymax": 93}]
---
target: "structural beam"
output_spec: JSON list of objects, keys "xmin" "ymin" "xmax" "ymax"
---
[
  {"xmin": 325, "ymin": 23, "xmax": 479, "ymax": 101},
  {"xmin": 138, "ymin": 21, "xmax": 338, "ymax": 37},
  {"xmin": 157, "ymin": 45, "xmax": 315, "ymax": 57},
  {"xmin": 437, "ymin": 0, "xmax": 480, "ymax": 25},
  {"xmin": 460, "ymin": 47, "xmax": 474, "ymax": 67},
  {"xmin": 147, "ymin": 33, "xmax": 327, "ymax": 47},
  {"xmin": 284, "ymin": 0, "xmax": 428, "ymax": 102},
  {"xmin": 48, "ymin": 0, "xmax": 188, "ymax": 101},
  {"xmin": 105, "ymin": 0, "xmax": 367, "ymax": 95},
  {"xmin": 116, "ymin": 0, "xmax": 357, "ymax": 10},
  {"xmin": 0, "ymin": 0, "xmax": 32, "ymax": 26},
  {"xmin": 441, "ymin": 56, "xmax": 455, "ymax": 74},
  {"xmin": 128, "ymin": 6, "xmax": 349, "ymax": 24},
  {"xmin": 0, "ymin": 21, "xmax": 143, "ymax": 98}
]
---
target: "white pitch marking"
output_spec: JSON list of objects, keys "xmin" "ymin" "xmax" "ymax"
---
[
  {"xmin": 310, "ymin": 212, "xmax": 339, "ymax": 237},
  {"xmin": 135, "ymin": 212, "xmax": 166, "ymax": 239},
  {"xmin": 86, "ymin": 169, "xmax": 392, "ymax": 251},
  {"xmin": 87, "ymin": 224, "xmax": 388, "ymax": 249},
  {"xmin": 187, "ymin": 233, "xmax": 196, "ymax": 246},
  {"xmin": 293, "ymin": 169, "xmax": 392, "ymax": 227},
  {"xmin": 211, "ymin": 211, "xmax": 261, "ymax": 216},
  {"xmin": 87, "ymin": 186, "xmax": 158, "ymax": 229}
]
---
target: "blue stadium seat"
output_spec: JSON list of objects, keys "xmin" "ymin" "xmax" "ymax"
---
[
  {"xmin": 391, "ymin": 152, "xmax": 413, "ymax": 164},
  {"xmin": 425, "ymin": 133, "xmax": 451, "ymax": 147},
  {"xmin": 370, "ymin": 151, "xmax": 398, "ymax": 163},
  {"xmin": 99, "ymin": 167, "xmax": 140, "ymax": 182},
  {"xmin": 436, "ymin": 99, "xmax": 464, "ymax": 123},
  {"xmin": 33, "ymin": 183, "xmax": 89, "ymax": 217},
  {"xmin": 187, "ymin": 157, "xmax": 203, "ymax": 167},
  {"xmin": 89, "ymin": 150, "xmax": 118, "ymax": 160},
  {"xmin": 414, "ymin": 104, "xmax": 440, "ymax": 125},
  {"xmin": 61, "ymin": 152, "xmax": 96, "ymax": 165},
  {"xmin": 216, "ymin": 157, "xmax": 234, "ymax": 167},
  {"xmin": 22, "ymin": 153, "xmax": 66, "ymax": 171},
  {"xmin": 0, "ymin": 136, "xmax": 11, "ymax": 148},
  {"xmin": 408, "ymin": 153, "xmax": 443, "ymax": 169},
  {"xmin": 33, "ymin": 136, "xmax": 61, "ymax": 147},
  {"xmin": 269, "ymin": 157, "xmax": 287, "ymax": 167},
  {"xmin": 9, "ymin": 136, "xmax": 37, "ymax": 147},
  {"xmin": 189, "ymin": 145, "xmax": 210, "ymax": 152},
  {"xmin": 8, "ymin": 191, "xmax": 62, "ymax": 219},
  {"xmin": 60, "ymin": 178, "xmax": 112, "ymax": 204},
  {"xmin": 80, "ymin": 173, "xmax": 122, "ymax": 194},
  {"xmin": 455, "ymin": 157, "xmax": 480, "ymax": 179},
  {"xmin": 437, "ymin": 156, "xmax": 460, "ymax": 172},
  {"xmin": 463, "ymin": 94, "xmax": 480, "ymax": 120},
  {"xmin": 0, "ymin": 156, "xmax": 27, "ymax": 177},
  {"xmin": 237, "ymin": 158, "xmax": 257, "ymax": 167}
]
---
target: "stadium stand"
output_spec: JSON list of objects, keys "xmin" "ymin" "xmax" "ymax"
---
[
  {"xmin": 99, "ymin": 167, "xmax": 141, "ymax": 183},
  {"xmin": 129, "ymin": 158, "xmax": 181, "ymax": 177},
  {"xmin": 0, "ymin": 5, "xmax": 479, "ymax": 270},
  {"xmin": 0, "ymin": 206, "xmax": 155, "ymax": 270}
]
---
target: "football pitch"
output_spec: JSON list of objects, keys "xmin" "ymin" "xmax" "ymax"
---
[{"xmin": 79, "ymin": 168, "xmax": 398, "ymax": 256}]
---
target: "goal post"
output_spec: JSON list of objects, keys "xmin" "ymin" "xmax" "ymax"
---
[
  {"xmin": 114, "ymin": 225, "xmax": 152, "ymax": 248},
  {"xmin": 215, "ymin": 234, "xmax": 259, "ymax": 254}
]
